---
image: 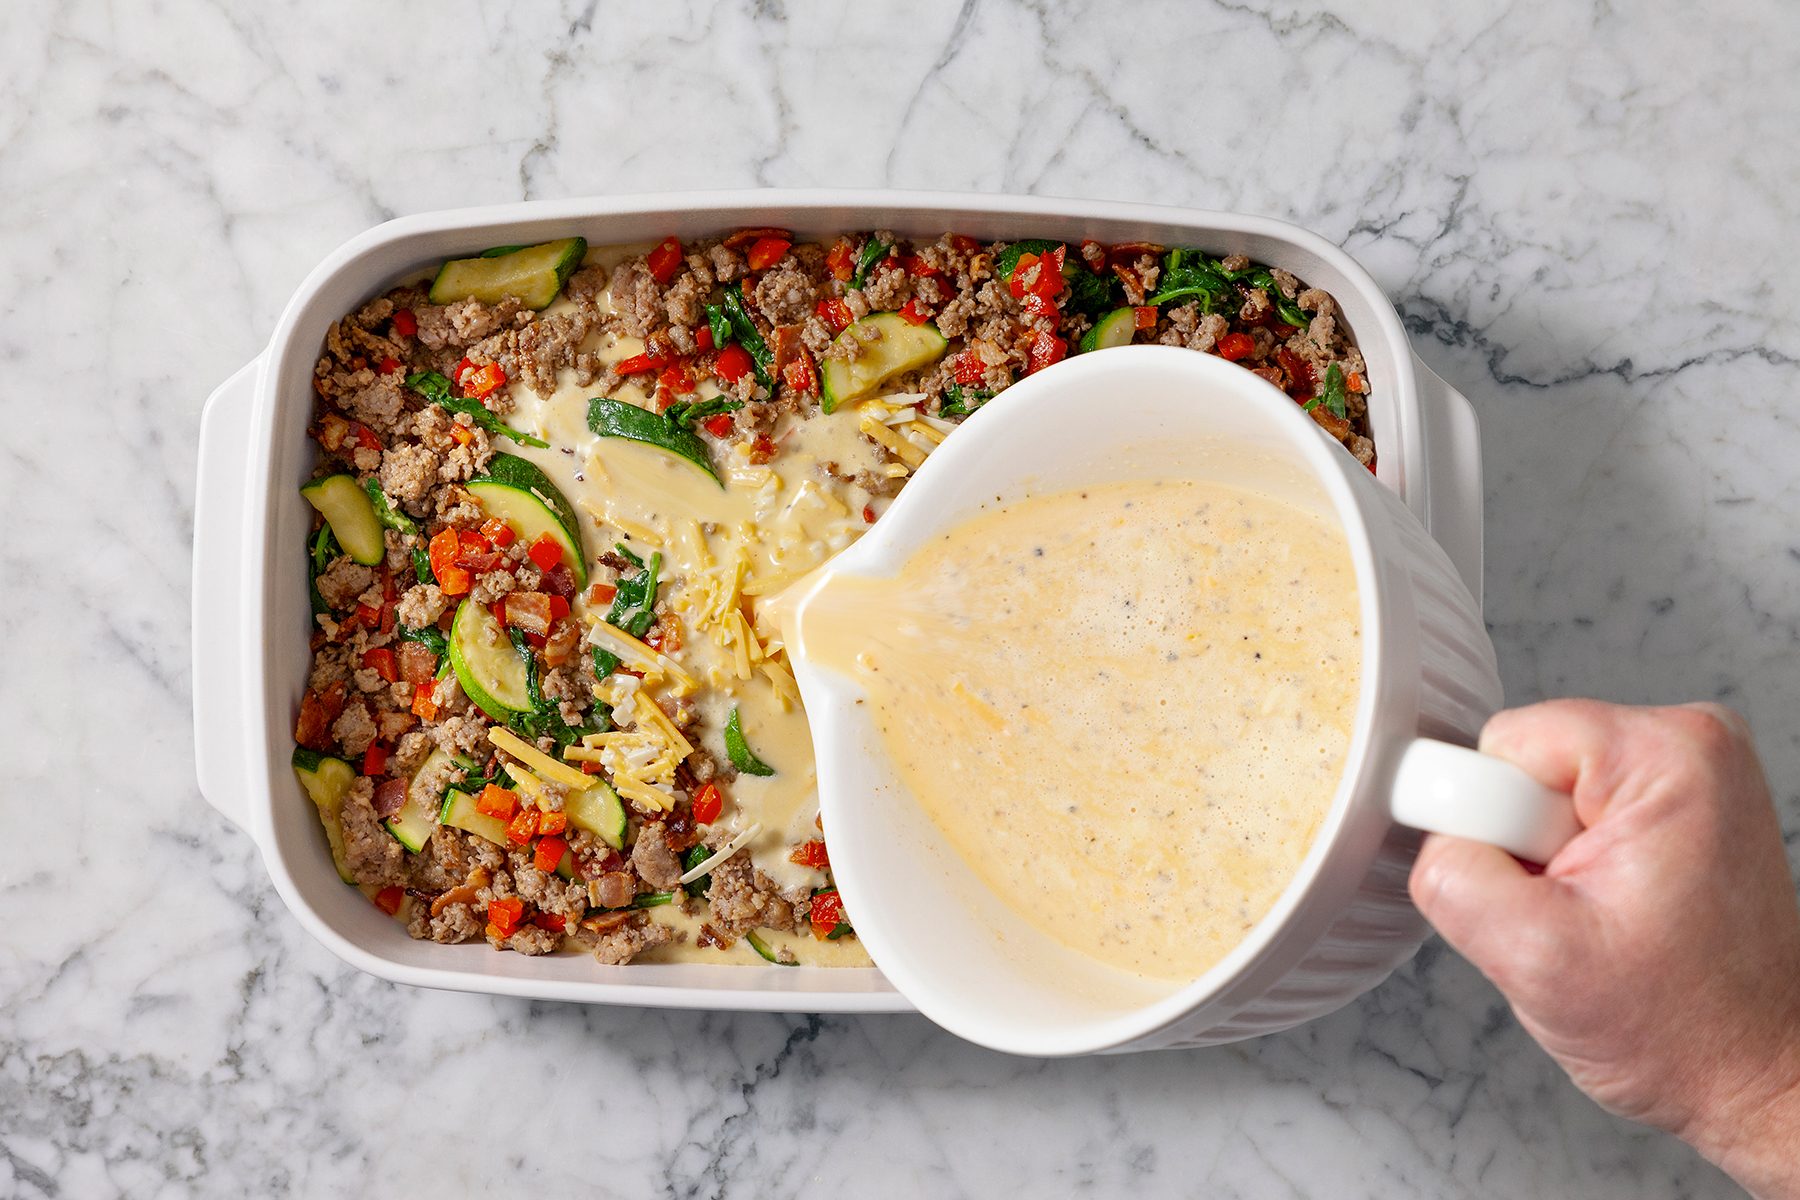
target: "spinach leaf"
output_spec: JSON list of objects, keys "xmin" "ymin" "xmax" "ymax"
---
[
  {"xmin": 996, "ymin": 239, "xmax": 1062, "ymax": 280},
  {"xmin": 307, "ymin": 525, "xmax": 338, "ymax": 615},
  {"xmin": 705, "ymin": 302, "xmax": 731, "ymax": 354},
  {"xmin": 1304, "ymin": 363, "xmax": 1349, "ymax": 420},
  {"xmin": 724, "ymin": 706, "xmax": 776, "ymax": 777},
  {"xmin": 938, "ymin": 384, "xmax": 992, "ymax": 418},
  {"xmin": 504, "ymin": 628, "xmax": 601, "ymax": 750},
  {"xmin": 605, "ymin": 545, "xmax": 663, "ymax": 639},
  {"xmin": 631, "ymin": 891, "xmax": 675, "ymax": 909},
  {"xmin": 1064, "ymin": 267, "xmax": 1118, "ymax": 317},
  {"xmin": 406, "ymin": 371, "xmax": 549, "ymax": 448},
  {"xmin": 398, "ymin": 625, "xmax": 449, "ymax": 657},
  {"xmin": 1247, "ymin": 269, "xmax": 1311, "ymax": 328},
  {"xmin": 721, "ymin": 284, "xmax": 775, "ymax": 391},
  {"xmin": 682, "ymin": 846, "xmax": 714, "ymax": 898},
  {"xmin": 664, "ymin": 395, "xmax": 745, "ymax": 428},
  {"xmin": 1147, "ymin": 248, "xmax": 1238, "ymax": 311},
  {"xmin": 851, "ymin": 238, "xmax": 890, "ymax": 288},
  {"xmin": 591, "ymin": 646, "xmax": 621, "ymax": 681}
]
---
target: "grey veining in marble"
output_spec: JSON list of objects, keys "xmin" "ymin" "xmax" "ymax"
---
[{"xmin": 4, "ymin": 0, "xmax": 1797, "ymax": 1196}]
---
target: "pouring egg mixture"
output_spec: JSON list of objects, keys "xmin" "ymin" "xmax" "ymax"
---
[{"xmin": 290, "ymin": 231, "xmax": 1375, "ymax": 965}]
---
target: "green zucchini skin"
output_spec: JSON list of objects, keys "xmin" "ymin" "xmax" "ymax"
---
[
  {"xmin": 428, "ymin": 237, "xmax": 587, "ymax": 310},
  {"xmin": 819, "ymin": 313, "xmax": 949, "ymax": 413},
  {"xmin": 466, "ymin": 452, "xmax": 588, "ymax": 587},
  {"xmin": 447, "ymin": 599, "xmax": 534, "ymax": 721},
  {"xmin": 300, "ymin": 475, "xmax": 385, "ymax": 566},
  {"xmin": 1078, "ymin": 308, "xmax": 1137, "ymax": 354}
]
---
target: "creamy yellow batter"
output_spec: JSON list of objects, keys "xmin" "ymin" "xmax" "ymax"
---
[{"xmin": 795, "ymin": 480, "xmax": 1361, "ymax": 982}]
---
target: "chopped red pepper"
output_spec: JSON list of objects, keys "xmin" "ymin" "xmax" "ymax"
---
[
  {"xmin": 587, "ymin": 582, "xmax": 618, "ymax": 606},
  {"xmin": 411, "ymin": 681, "xmax": 440, "ymax": 721},
  {"xmin": 362, "ymin": 742, "xmax": 388, "ymax": 777},
  {"xmin": 703, "ymin": 413, "xmax": 734, "ymax": 438},
  {"xmin": 814, "ymin": 298, "xmax": 853, "ymax": 333},
  {"xmin": 862, "ymin": 504, "xmax": 876, "ymax": 524},
  {"xmin": 548, "ymin": 594, "xmax": 570, "ymax": 622},
  {"xmin": 898, "ymin": 254, "xmax": 941, "ymax": 278},
  {"xmin": 374, "ymin": 886, "xmax": 405, "ymax": 916},
  {"xmin": 949, "ymin": 234, "xmax": 982, "ymax": 254},
  {"xmin": 390, "ymin": 308, "xmax": 418, "ymax": 338},
  {"xmin": 692, "ymin": 782, "xmax": 723, "ymax": 825},
  {"xmin": 694, "ymin": 324, "xmax": 714, "ymax": 352},
  {"xmin": 354, "ymin": 424, "xmax": 382, "ymax": 454},
  {"xmin": 428, "ymin": 528, "xmax": 461, "ymax": 580},
  {"xmin": 721, "ymin": 227, "xmax": 791, "ymax": 250},
  {"xmin": 714, "ymin": 343, "xmax": 754, "ymax": 384},
  {"xmin": 437, "ymin": 566, "xmax": 472, "ymax": 597},
  {"xmin": 579, "ymin": 760, "xmax": 606, "ymax": 775},
  {"xmin": 526, "ymin": 532, "xmax": 563, "ymax": 571},
  {"xmin": 1347, "ymin": 370, "xmax": 1366, "ymax": 394},
  {"xmin": 749, "ymin": 434, "xmax": 777, "ymax": 462},
  {"xmin": 378, "ymin": 356, "xmax": 402, "ymax": 375},
  {"xmin": 789, "ymin": 839, "xmax": 830, "ymax": 870},
  {"xmin": 658, "ymin": 362, "xmax": 696, "ymax": 396},
  {"xmin": 538, "ymin": 811, "xmax": 568, "ymax": 837},
  {"xmin": 745, "ymin": 237, "xmax": 792, "ymax": 271},
  {"xmin": 1025, "ymin": 330, "xmax": 1067, "ymax": 374},
  {"xmin": 809, "ymin": 889, "xmax": 846, "ymax": 938},
  {"xmin": 616, "ymin": 351, "xmax": 673, "ymax": 376},
  {"xmin": 532, "ymin": 912, "xmax": 566, "ymax": 932},
  {"xmin": 355, "ymin": 602, "xmax": 382, "ymax": 629},
  {"xmin": 1079, "ymin": 240, "xmax": 1108, "ymax": 272},
  {"xmin": 781, "ymin": 353, "xmax": 818, "ymax": 394},
  {"xmin": 645, "ymin": 237, "xmax": 684, "ymax": 285},
  {"xmin": 486, "ymin": 896, "xmax": 525, "ymax": 938},
  {"xmin": 478, "ymin": 517, "xmax": 515, "ymax": 547},
  {"xmin": 461, "ymin": 362, "xmax": 506, "ymax": 400},
  {"xmin": 951, "ymin": 351, "xmax": 986, "ymax": 385},
  {"xmin": 1133, "ymin": 306, "xmax": 1158, "ymax": 331},
  {"xmin": 825, "ymin": 239, "xmax": 855, "ymax": 281},
  {"xmin": 897, "ymin": 298, "xmax": 932, "ymax": 325},
  {"xmin": 533, "ymin": 835, "xmax": 568, "ymax": 873},
  {"xmin": 449, "ymin": 424, "xmax": 475, "ymax": 447},
  {"xmin": 506, "ymin": 808, "xmax": 540, "ymax": 846},
  {"xmin": 1022, "ymin": 293, "xmax": 1059, "ymax": 321},
  {"xmin": 360, "ymin": 647, "xmax": 398, "ymax": 683},
  {"xmin": 476, "ymin": 784, "xmax": 520, "ymax": 820},
  {"xmin": 1217, "ymin": 332, "xmax": 1255, "ymax": 362}
]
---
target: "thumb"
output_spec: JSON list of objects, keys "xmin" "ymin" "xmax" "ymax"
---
[{"xmin": 1411, "ymin": 833, "xmax": 1577, "ymax": 977}]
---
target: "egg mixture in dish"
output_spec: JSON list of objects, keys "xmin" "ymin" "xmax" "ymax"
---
[{"xmin": 290, "ymin": 228, "xmax": 1376, "ymax": 965}]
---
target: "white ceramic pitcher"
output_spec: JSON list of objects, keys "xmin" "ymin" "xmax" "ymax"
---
[{"xmin": 784, "ymin": 346, "xmax": 1574, "ymax": 1056}]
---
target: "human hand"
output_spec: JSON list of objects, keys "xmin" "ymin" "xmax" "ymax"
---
[{"xmin": 1408, "ymin": 700, "xmax": 1800, "ymax": 1199}]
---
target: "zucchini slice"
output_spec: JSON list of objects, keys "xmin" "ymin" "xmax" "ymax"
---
[
  {"xmin": 1078, "ymin": 307, "xmax": 1137, "ymax": 353},
  {"xmin": 820, "ymin": 313, "xmax": 949, "ymax": 413},
  {"xmin": 447, "ymin": 598, "xmax": 533, "ymax": 721},
  {"xmin": 386, "ymin": 747, "xmax": 451, "ymax": 852},
  {"xmin": 292, "ymin": 747, "xmax": 357, "ymax": 883},
  {"xmin": 466, "ymin": 453, "xmax": 588, "ymax": 586},
  {"xmin": 439, "ymin": 786, "xmax": 510, "ymax": 847},
  {"xmin": 745, "ymin": 930, "xmax": 795, "ymax": 966},
  {"xmin": 428, "ymin": 237, "xmax": 588, "ymax": 310},
  {"xmin": 587, "ymin": 397, "xmax": 720, "ymax": 485},
  {"xmin": 300, "ymin": 475, "xmax": 385, "ymax": 566},
  {"xmin": 564, "ymin": 778, "xmax": 628, "ymax": 850}
]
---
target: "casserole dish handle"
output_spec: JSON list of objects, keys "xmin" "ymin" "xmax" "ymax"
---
[
  {"xmin": 1412, "ymin": 356, "xmax": 1484, "ymax": 604},
  {"xmin": 192, "ymin": 358, "xmax": 261, "ymax": 836}
]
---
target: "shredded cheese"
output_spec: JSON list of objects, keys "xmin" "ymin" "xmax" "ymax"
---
[
  {"xmin": 489, "ymin": 727, "xmax": 596, "ymax": 791},
  {"xmin": 679, "ymin": 823, "xmax": 763, "ymax": 884},
  {"xmin": 633, "ymin": 691, "xmax": 695, "ymax": 758}
]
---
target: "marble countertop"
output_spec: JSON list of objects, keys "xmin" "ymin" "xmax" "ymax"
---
[{"xmin": 5, "ymin": 1, "xmax": 1796, "ymax": 1195}]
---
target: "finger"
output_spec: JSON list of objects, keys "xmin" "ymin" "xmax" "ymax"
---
[
  {"xmin": 1479, "ymin": 699, "xmax": 1636, "ymax": 828},
  {"xmin": 1411, "ymin": 833, "xmax": 1576, "ymax": 976}
]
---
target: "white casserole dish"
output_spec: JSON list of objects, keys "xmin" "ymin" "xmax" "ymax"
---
[{"xmin": 192, "ymin": 190, "xmax": 1486, "ymax": 1015}]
